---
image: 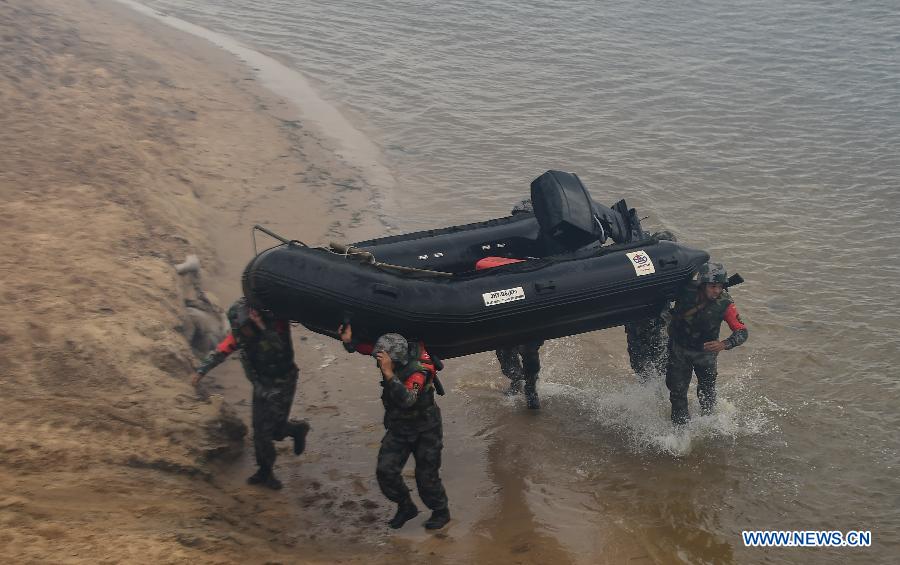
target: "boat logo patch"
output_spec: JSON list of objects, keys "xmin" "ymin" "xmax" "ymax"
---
[
  {"xmin": 626, "ymin": 250, "xmax": 656, "ymax": 276},
  {"xmin": 482, "ymin": 286, "xmax": 525, "ymax": 306}
]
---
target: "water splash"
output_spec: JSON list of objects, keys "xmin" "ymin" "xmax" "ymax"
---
[{"xmin": 537, "ymin": 338, "xmax": 777, "ymax": 457}]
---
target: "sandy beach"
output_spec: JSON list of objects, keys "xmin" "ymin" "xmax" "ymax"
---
[
  {"xmin": 0, "ymin": 0, "xmax": 413, "ymax": 562},
  {"xmin": 1, "ymin": 1, "xmax": 664, "ymax": 563}
]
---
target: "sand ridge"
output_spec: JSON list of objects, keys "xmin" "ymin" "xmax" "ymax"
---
[{"xmin": 0, "ymin": 0, "xmax": 394, "ymax": 562}]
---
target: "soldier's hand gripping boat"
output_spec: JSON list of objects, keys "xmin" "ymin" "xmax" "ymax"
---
[{"xmin": 242, "ymin": 171, "xmax": 709, "ymax": 359}]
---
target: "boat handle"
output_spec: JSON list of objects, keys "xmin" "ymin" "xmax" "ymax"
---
[
  {"xmin": 372, "ymin": 284, "xmax": 399, "ymax": 299},
  {"xmin": 535, "ymin": 281, "xmax": 556, "ymax": 294},
  {"xmin": 659, "ymin": 257, "xmax": 679, "ymax": 268}
]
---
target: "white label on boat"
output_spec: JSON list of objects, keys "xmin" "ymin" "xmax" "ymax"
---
[
  {"xmin": 626, "ymin": 250, "xmax": 656, "ymax": 276},
  {"xmin": 483, "ymin": 286, "xmax": 526, "ymax": 306}
]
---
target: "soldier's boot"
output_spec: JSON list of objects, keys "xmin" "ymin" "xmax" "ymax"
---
[
  {"xmin": 670, "ymin": 402, "xmax": 690, "ymax": 427},
  {"xmin": 262, "ymin": 473, "xmax": 283, "ymax": 490},
  {"xmin": 291, "ymin": 420, "xmax": 311, "ymax": 455},
  {"xmin": 505, "ymin": 379, "xmax": 523, "ymax": 396},
  {"xmin": 247, "ymin": 466, "xmax": 272, "ymax": 485},
  {"xmin": 424, "ymin": 508, "xmax": 451, "ymax": 530},
  {"xmin": 698, "ymin": 386, "xmax": 716, "ymax": 417},
  {"xmin": 388, "ymin": 497, "xmax": 419, "ymax": 529}
]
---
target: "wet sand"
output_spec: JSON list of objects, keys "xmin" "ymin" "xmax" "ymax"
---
[{"xmin": 0, "ymin": 1, "xmax": 653, "ymax": 563}]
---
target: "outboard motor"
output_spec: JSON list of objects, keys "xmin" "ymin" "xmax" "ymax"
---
[{"xmin": 530, "ymin": 170, "xmax": 644, "ymax": 248}]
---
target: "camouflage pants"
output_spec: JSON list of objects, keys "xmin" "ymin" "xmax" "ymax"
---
[
  {"xmin": 376, "ymin": 425, "xmax": 448, "ymax": 511},
  {"xmin": 251, "ymin": 375, "xmax": 301, "ymax": 470},
  {"xmin": 496, "ymin": 340, "xmax": 543, "ymax": 394},
  {"xmin": 625, "ymin": 315, "xmax": 668, "ymax": 380},
  {"xmin": 665, "ymin": 343, "xmax": 717, "ymax": 424}
]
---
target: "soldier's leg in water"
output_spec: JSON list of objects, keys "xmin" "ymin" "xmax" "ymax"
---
[
  {"xmin": 249, "ymin": 388, "xmax": 282, "ymax": 488},
  {"xmin": 646, "ymin": 317, "xmax": 669, "ymax": 378},
  {"xmin": 496, "ymin": 347, "xmax": 524, "ymax": 394},
  {"xmin": 628, "ymin": 317, "xmax": 667, "ymax": 381},
  {"xmin": 377, "ymin": 430, "xmax": 419, "ymax": 528},
  {"xmin": 649, "ymin": 330, "xmax": 670, "ymax": 380},
  {"xmin": 625, "ymin": 320, "xmax": 650, "ymax": 378},
  {"xmin": 413, "ymin": 425, "xmax": 450, "ymax": 529},
  {"xmin": 694, "ymin": 354, "xmax": 718, "ymax": 415},
  {"xmin": 521, "ymin": 342, "xmax": 542, "ymax": 409},
  {"xmin": 665, "ymin": 344, "xmax": 693, "ymax": 425}
]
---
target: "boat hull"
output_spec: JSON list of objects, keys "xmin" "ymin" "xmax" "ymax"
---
[{"xmin": 242, "ymin": 239, "xmax": 708, "ymax": 359}]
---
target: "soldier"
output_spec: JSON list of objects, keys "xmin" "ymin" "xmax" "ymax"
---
[
  {"xmin": 665, "ymin": 262, "xmax": 749, "ymax": 425},
  {"xmin": 339, "ymin": 324, "xmax": 451, "ymax": 530},
  {"xmin": 193, "ymin": 298, "xmax": 310, "ymax": 489},
  {"xmin": 624, "ymin": 230, "xmax": 678, "ymax": 381}
]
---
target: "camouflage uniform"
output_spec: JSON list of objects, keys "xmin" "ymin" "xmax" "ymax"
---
[
  {"xmin": 666, "ymin": 277, "xmax": 748, "ymax": 424},
  {"xmin": 375, "ymin": 341, "xmax": 448, "ymax": 513},
  {"xmin": 197, "ymin": 305, "xmax": 306, "ymax": 475}
]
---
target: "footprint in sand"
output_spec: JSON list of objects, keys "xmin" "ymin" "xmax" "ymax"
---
[{"xmin": 318, "ymin": 354, "xmax": 336, "ymax": 369}]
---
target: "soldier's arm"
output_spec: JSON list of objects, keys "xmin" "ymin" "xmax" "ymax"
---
[
  {"xmin": 193, "ymin": 333, "xmax": 239, "ymax": 384},
  {"xmin": 197, "ymin": 333, "xmax": 238, "ymax": 374},
  {"xmin": 721, "ymin": 303, "xmax": 748, "ymax": 350},
  {"xmin": 383, "ymin": 372, "xmax": 425, "ymax": 408}
]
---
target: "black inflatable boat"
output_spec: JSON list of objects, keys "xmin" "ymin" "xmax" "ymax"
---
[{"xmin": 242, "ymin": 171, "xmax": 709, "ymax": 358}]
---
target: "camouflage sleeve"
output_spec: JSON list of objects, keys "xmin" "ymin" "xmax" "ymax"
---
[
  {"xmin": 723, "ymin": 328, "xmax": 748, "ymax": 350},
  {"xmin": 722, "ymin": 303, "xmax": 748, "ymax": 349},
  {"xmin": 384, "ymin": 378, "xmax": 419, "ymax": 408},
  {"xmin": 196, "ymin": 350, "xmax": 227, "ymax": 376}
]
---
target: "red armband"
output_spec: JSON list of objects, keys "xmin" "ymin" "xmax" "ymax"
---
[
  {"xmin": 405, "ymin": 372, "xmax": 426, "ymax": 391},
  {"xmin": 216, "ymin": 332, "xmax": 238, "ymax": 355},
  {"xmin": 724, "ymin": 303, "xmax": 747, "ymax": 331}
]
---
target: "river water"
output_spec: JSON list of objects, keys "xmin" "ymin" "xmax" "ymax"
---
[{"xmin": 131, "ymin": 0, "xmax": 899, "ymax": 562}]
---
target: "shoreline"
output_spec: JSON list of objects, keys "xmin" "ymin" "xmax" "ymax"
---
[{"xmin": 113, "ymin": 0, "xmax": 400, "ymax": 209}]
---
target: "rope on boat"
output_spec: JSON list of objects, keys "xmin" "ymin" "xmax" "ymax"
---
[{"xmin": 330, "ymin": 242, "xmax": 453, "ymax": 278}]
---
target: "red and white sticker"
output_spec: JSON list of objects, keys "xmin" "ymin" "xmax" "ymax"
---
[
  {"xmin": 626, "ymin": 250, "xmax": 656, "ymax": 276},
  {"xmin": 482, "ymin": 286, "xmax": 525, "ymax": 306}
]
